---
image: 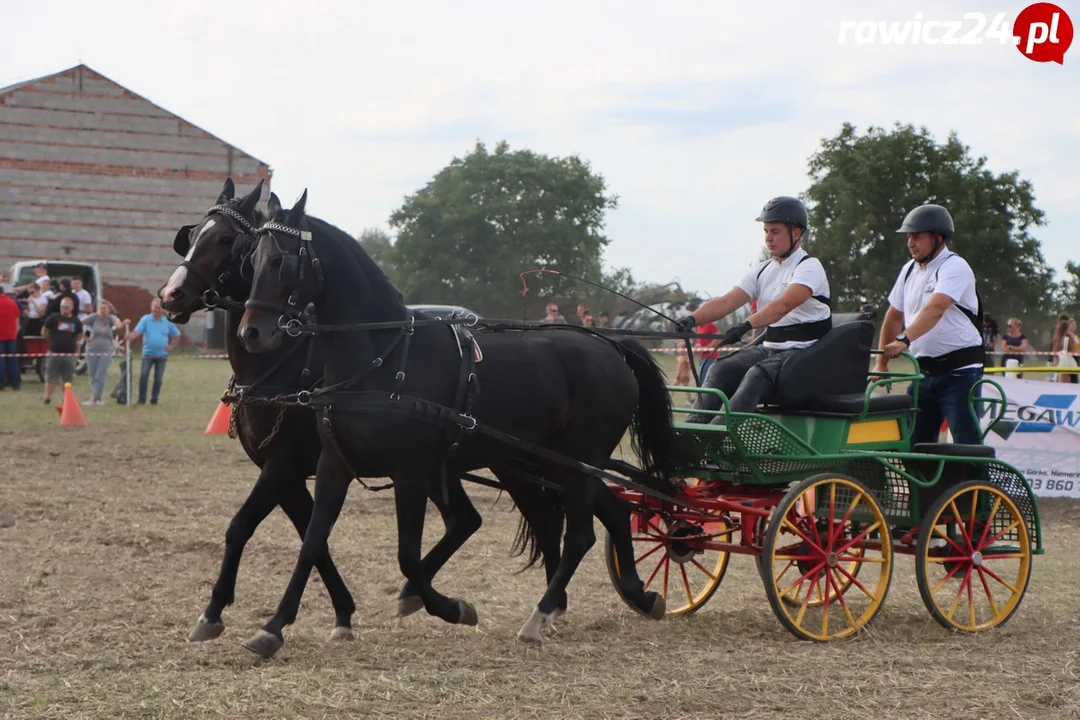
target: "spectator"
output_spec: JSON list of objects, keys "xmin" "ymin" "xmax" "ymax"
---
[
  {"xmin": 576, "ymin": 303, "xmax": 589, "ymax": 325},
  {"xmin": 83, "ymin": 301, "xmax": 123, "ymax": 406},
  {"xmin": 598, "ymin": 310, "xmax": 610, "ymax": 327},
  {"xmin": 46, "ymin": 278, "xmax": 78, "ymax": 317},
  {"xmin": 1051, "ymin": 316, "xmax": 1079, "ymax": 384},
  {"xmin": 41, "ymin": 296, "xmax": 83, "ymax": 404},
  {"xmin": 542, "ymin": 303, "xmax": 566, "ymax": 325},
  {"xmin": 23, "ymin": 282, "xmax": 48, "ymax": 336},
  {"xmin": 582, "ymin": 311, "xmax": 596, "ymax": 328},
  {"xmin": 0, "ymin": 284, "xmax": 20, "ymax": 391},
  {"xmin": 124, "ymin": 298, "xmax": 181, "ymax": 405},
  {"xmin": 14, "ymin": 263, "xmax": 50, "ymax": 293},
  {"xmin": 998, "ymin": 318, "xmax": 1028, "ymax": 378},
  {"xmin": 982, "ymin": 312, "xmax": 1000, "ymax": 367}
]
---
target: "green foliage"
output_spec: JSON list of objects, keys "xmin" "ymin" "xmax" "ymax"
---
[
  {"xmin": 804, "ymin": 122, "xmax": 1056, "ymax": 323},
  {"xmin": 386, "ymin": 140, "xmax": 620, "ymax": 318},
  {"xmin": 357, "ymin": 227, "xmax": 395, "ymax": 276},
  {"xmin": 1059, "ymin": 261, "xmax": 1080, "ymax": 317}
]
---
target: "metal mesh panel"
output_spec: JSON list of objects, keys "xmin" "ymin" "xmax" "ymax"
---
[
  {"xmin": 983, "ymin": 462, "xmax": 1040, "ymax": 551},
  {"xmin": 841, "ymin": 457, "xmax": 913, "ymax": 522}
]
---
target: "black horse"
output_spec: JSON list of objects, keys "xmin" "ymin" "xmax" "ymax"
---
[
  {"xmin": 236, "ymin": 190, "xmax": 676, "ymax": 659},
  {"xmin": 160, "ymin": 179, "xmax": 571, "ymax": 649},
  {"xmin": 159, "ymin": 178, "xmax": 357, "ymax": 643}
]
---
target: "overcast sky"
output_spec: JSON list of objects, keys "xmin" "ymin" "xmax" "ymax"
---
[{"xmin": 3, "ymin": 0, "xmax": 1076, "ymax": 305}]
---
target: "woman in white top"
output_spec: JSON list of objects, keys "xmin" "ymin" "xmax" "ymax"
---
[
  {"xmin": 24, "ymin": 283, "xmax": 49, "ymax": 335},
  {"xmin": 1052, "ymin": 316, "xmax": 1079, "ymax": 383}
]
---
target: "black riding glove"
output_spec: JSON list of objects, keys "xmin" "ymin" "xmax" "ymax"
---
[
  {"xmin": 720, "ymin": 320, "xmax": 752, "ymax": 346},
  {"xmin": 676, "ymin": 316, "xmax": 697, "ymax": 332}
]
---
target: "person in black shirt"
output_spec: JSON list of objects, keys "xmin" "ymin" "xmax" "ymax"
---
[
  {"xmin": 46, "ymin": 278, "xmax": 79, "ymax": 317},
  {"xmin": 41, "ymin": 297, "xmax": 83, "ymax": 404}
]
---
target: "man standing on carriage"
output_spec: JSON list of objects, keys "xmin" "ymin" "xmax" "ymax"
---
[
  {"xmin": 874, "ymin": 204, "xmax": 984, "ymax": 445},
  {"xmin": 679, "ymin": 196, "xmax": 832, "ymax": 421}
]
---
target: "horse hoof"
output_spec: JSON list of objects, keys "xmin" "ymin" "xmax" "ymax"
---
[
  {"xmin": 398, "ymin": 595, "xmax": 424, "ymax": 618},
  {"xmin": 516, "ymin": 629, "xmax": 544, "ymax": 645},
  {"xmin": 187, "ymin": 615, "xmax": 225, "ymax": 642},
  {"xmin": 241, "ymin": 629, "xmax": 283, "ymax": 659},
  {"xmin": 646, "ymin": 592, "xmax": 666, "ymax": 620},
  {"xmin": 457, "ymin": 600, "xmax": 479, "ymax": 626},
  {"xmin": 329, "ymin": 626, "xmax": 354, "ymax": 642}
]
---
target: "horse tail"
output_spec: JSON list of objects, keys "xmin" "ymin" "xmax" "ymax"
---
[
  {"xmin": 501, "ymin": 467, "xmax": 564, "ymax": 572},
  {"xmin": 616, "ymin": 337, "xmax": 677, "ymax": 482}
]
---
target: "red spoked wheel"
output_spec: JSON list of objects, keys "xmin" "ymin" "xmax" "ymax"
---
[
  {"xmin": 915, "ymin": 480, "xmax": 1032, "ymax": 632},
  {"xmin": 606, "ymin": 506, "xmax": 734, "ymax": 616}
]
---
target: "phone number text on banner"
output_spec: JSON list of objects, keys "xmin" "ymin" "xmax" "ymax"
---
[{"xmin": 981, "ymin": 377, "xmax": 1080, "ymax": 499}]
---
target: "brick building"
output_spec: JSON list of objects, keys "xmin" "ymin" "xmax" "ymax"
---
[{"xmin": 0, "ymin": 63, "xmax": 270, "ymax": 342}]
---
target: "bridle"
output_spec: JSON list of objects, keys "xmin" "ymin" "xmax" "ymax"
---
[
  {"xmin": 244, "ymin": 219, "xmax": 324, "ymax": 337},
  {"xmin": 180, "ymin": 203, "xmax": 257, "ymax": 310}
]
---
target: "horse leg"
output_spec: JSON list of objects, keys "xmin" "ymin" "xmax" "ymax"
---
[
  {"xmin": 592, "ymin": 485, "xmax": 665, "ymax": 619},
  {"xmin": 397, "ymin": 473, "xmax": 483, "ymax": 618},
  {"xmin": 278, "ymin": 480, "xmax": 357, "ymax": 640},
  {"xmin": 240, "ymin": 453, "xmax": 351, "ymax": 659},
  {"xmin": 189, "ymin": 455, "xmax": 296, "ymax": 642},
  {"xmin": 517, "ymin": 470, "xmax": 596, "ymax": 645},
  {"xmin": 393, "ymin": 466, "xmax": 478, "ymax": 626},
  {"xmin": 492, "ymin": 466, "xmax": 567, "ymax": 617}
]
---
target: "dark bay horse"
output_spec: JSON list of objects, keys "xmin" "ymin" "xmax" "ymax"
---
[
  {"xmin": 160, "ymin": 179, "xmax": 570, "ymax": 650},
  {"xmin": 236, "ymin": 190, "xmax": 676, "ymax": 659},
  {"xmin": 159, "ymin": 178, "xmax": 356, "ymax": 643}
]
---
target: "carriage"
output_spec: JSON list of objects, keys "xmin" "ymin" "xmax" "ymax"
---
[
  {"xmin": 602, "ymin": 315, "xmax": 1039, "ymax": 642},
  {"xmin": 19, "ymin": 334, "xmax": 48, "ymax": 383}
]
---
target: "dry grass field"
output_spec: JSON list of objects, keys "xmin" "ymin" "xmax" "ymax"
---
[{"xmin": 1, "ymin": 356, "xmax": 1079, "ymax": 719}]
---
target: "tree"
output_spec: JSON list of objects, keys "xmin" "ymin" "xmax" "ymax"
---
[
  {"xmin": 357, "ymin": 227, "xmax": 396, "ymax": 277},
  {"xmin": 804, "ymin": 123, "xmax": 1056, "ymax": 323},
  {"xmin": 387, "ymin": 140, "xmax": 619, "ymax": 317},
  {"xmin": 1059, "ymin": 261, "xmax": 1080, "ymax": 317}
]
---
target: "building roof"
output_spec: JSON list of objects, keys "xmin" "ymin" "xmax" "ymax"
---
[{"xmin": 0, "ymin": 63, "xmax": 270, "ymax": 168}]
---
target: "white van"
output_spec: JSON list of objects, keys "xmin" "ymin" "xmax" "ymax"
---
[{"xmin": 7, "ymin": 260, "xmax": 103, "ymax": 305}]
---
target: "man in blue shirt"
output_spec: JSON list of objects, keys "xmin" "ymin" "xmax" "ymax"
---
[{"xmin": 125, "ymin": 298, "xmax": 181, "ymax": 405}]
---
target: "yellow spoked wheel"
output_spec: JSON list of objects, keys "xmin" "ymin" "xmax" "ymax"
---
[
  {"xmin": 606, "ymin": 509, "xmax": 734, "ymax": 616},
  {"xmin": 915, "ymin": 480, "xmax": 1032, "ymax": 632},
  {"xmin": 762, "ymin": 474, "xmax": 893, "ymax": 642}
]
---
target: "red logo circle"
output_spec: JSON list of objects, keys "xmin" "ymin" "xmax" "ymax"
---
[{"xmin": 1013, "ymin": 2, "xmax": 1074, "ymax": 63}]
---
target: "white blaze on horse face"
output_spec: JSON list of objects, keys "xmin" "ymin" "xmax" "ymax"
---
[{"xmin": 164, "ymin": 219, "xmax": 217, "ymax": 300}]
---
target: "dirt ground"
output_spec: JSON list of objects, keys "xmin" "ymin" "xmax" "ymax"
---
[{"xmin": 1, "ymin": 359, "xmax": 1079, "ymax": 719}]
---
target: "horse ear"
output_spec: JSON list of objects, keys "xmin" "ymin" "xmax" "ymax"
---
[
  {"xmin": 173, "ymin": 225, "xmax": 195, "ymax": 256},
  {"xmin": 217, "ymin": 178, "xmax": 235, "ymax": 204},
  {"xmin": 267, "ymin": 192, "xmax": 282, "ymax": 220},
  {"xmin": 238, "ymin": 178, "xmax": 264, "ymax": 217},
  {"xmin": 288, "ymin": 189, "xmax": 308, "ymax": 225}
]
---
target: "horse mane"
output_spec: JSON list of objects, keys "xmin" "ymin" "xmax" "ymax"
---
[{"xmin": 303, "ymin": 214, "xmax": 406, "ymax": 308}]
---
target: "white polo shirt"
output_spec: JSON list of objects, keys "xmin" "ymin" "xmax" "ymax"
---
[
  {"xmin": 736, "ymin": 247, "xmax": 831, "ymax": 350},
  {"xmin": 886, "ymin": 249, "xmax": 981, "ymax": 360},
  {"xmin": 74, "ymin": 288, "xmax": 93, "ymax": 321}
]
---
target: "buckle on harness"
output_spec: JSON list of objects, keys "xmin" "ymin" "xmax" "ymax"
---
[
  {"xmin": 280, "ymin": 316, "xmax": 304, "ymax": 337},
  {"xmin": 459, "ymin": 414, "xmax": 477, "ymax": 431},
  {"xmin": 296, "ymin": 390, "xmax": 311, "ymax": 406}
]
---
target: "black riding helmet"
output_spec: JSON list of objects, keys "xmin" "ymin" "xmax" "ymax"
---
[
  {"xmin": 897, "ymin": 204, "xmax": 954, "ymax": 263},
  {"xmin": 896, "ymin": 204, "xmax": 954, "ymax": 237},
  {"xmin": 756, "ymin": 196, "xmax": 809, "ymax": 258}
]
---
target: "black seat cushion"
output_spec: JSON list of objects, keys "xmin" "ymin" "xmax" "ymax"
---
[
  {"xmin": 913, "ymin": 442, "xmax": 996, "ymax": 458},
  {"xmin": 790, "ymin": 392, "xmax": 913, "ymax": 415},
  {"xmin": 770, "ymin": 320, "xmax": 875, "ymax": 410}
]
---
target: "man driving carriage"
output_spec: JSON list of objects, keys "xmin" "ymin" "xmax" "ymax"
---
[
  {"xmin": 680, "ymin": 196, "xmax": 831, "ymax": 422},
  {"xmin": 874, "ymin": 203, "xmax": 984, "ymax": 445}
]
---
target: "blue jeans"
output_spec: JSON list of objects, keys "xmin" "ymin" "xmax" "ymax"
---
[
  {"xmin": 138, "ymin": 356, "xmax": 168, "ymax": 403},
  {"xmin": 0, "ymin": 339, "xmax": 19, "ymax": 389},
  {"xmin": 907, "ymin": 367, "xmax": 984, "ymax": 445}
]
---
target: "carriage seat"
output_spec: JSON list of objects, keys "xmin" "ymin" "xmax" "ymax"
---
[
  {"xmin": 912, "ymin": 442, "xmax": 996, "ymax": 458},
  {"xmin": 761, "ymin": 319, "xmax": 885, "ymax": 416}
]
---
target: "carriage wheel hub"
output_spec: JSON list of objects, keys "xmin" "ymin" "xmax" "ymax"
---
[
  {"xmin": 665, "ymin": 520, "xmax": 703, "ymax": 565},
  {"xmin": 825, "ymin": 552, "xmax": 839, "ymax": 569},
  {"xmin": 971, "ymin": 551, "xmax": 983, "ymax": 567}
]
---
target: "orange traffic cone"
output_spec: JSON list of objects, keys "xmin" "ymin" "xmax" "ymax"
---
[
  {"xmin": 205, "ymin": 400, "xmax": 232, "ymax": 435},
  {"xmin": 59, "ymin": 382, "xmax": 88, "ymax": 427}
]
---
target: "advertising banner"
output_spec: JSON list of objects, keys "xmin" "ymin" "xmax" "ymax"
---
[{"xmin": 981, "ymin": 377, "xmax": 1080, "ymax": 499}]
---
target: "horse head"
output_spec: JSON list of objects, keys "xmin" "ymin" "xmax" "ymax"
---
[{"xmin": 159, "ymin": 177, "xmax": 265, "ymax": 322}]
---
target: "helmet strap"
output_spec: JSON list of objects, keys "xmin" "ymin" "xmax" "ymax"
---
[
  {"xmin": 778, "ymin": 224, "xmax": 800, "ymax": 259},
  {"xmin": 917, "ymin": 234, "xmax": 946, "ymax": 265}
]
